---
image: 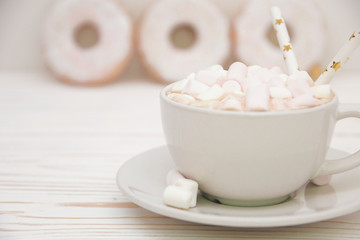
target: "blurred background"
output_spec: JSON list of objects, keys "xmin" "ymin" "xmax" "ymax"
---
[{"xmin": 0, "ymin": 0, "xmax": 359, "ymax": 81}]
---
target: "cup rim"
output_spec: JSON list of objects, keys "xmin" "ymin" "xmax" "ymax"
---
[{"xmin": 160, "ymin": 82, "xmax": 338, "ymax": 116}]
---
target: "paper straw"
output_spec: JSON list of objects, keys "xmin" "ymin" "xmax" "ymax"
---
[
  {"xmin": 315, "ymin": 31, "xmax": 360, "ymax": 85},
  {"xmin": 271, "ymin": 6, "xmax": 299, "ymax": 75}
]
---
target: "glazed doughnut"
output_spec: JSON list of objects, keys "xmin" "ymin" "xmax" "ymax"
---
[
  {"xmin": 42, "ymin": 0, "xmax": 133, "ymax": 86},
  {"xmin": 137, "ymin": 0, "xmax": 230, "ymax": 83},
  {"xmin": 232, "ymin": 0, "xmax": 326, "ymax": 73}
]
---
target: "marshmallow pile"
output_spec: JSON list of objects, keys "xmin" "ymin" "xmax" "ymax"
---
[
  {"xmin": 167, "ymin": 62, "xmax": 333, "ymax": 111},
  {"xmin": 163, "ymin": 170, "xmax": 198, "ymax": 209}
]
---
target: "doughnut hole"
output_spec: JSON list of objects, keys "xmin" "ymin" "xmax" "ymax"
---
[
  {"xmin": 74, "ymin": 21, "xmax": 100, "ymax": 49},
  {"xmin": 170, "ymin": 24, "xmax": 197, "ymax": 49},
  {"xmin": 266, "ymin": 24, "xmax": 294, "ymax": 48}
]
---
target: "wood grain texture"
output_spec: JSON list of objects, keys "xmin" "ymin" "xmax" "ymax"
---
[{"xmin": 0, "ymin": 71, "xmax": 360, "ymax": 239}]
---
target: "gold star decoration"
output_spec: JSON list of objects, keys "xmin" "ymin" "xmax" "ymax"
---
[
  {"xmin": 324, "ymin": 68, "xmax": 328, "ymax": 72},
  {"xmin": 283, "ymin": 55, "xmax": 287, "ymax": 60},
  {"xmin": 330, "ymin": 61, "xmax": 341, "ymax": 71},
  {"xmin": 275, "ymin": 19, "xmax": 283, "ymax": 25},
  {"xmin": 283, "ymin": 45, "xmax": 292, "ymax": 51},
  {"xmin": 349, "ymin": 32, "xmax": 355, "ymax": 40}
]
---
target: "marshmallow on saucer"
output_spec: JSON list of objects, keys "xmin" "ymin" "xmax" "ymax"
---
[
  {"xmin": 163, "ymin": 170, "xmax": 199, "ymax": 209},
  {"xmin": 227, "ymin": 62, "xmax": 247, "ymax": 83},
  {"xmin": 182, "ymin": 79, "xmax": 210, "ymax": 96},
  {"xmin": 163, "ymin": 185, "xmax": 193, "ymax": 209},
  {"xmin": 311, "ymin": 85, "xmax": 332, "ymax": 99},
  {"xmin": 196, "ymin": 84, "xmax": 224, "ymax": 101},
  {"xmin": 167, "ymin": 93, "xmax": 195, "ymax": 105},
  {"xmin": 311, "ymin": 175, "xmax": 332, "ymax": 186},
  {"xmin": 175, "ymin": 179, "xmax": 198, "ymax": 207},
  {"xmin": 246, "ymin": 84, "xmax": 270, "ymax": 111},
  {"xmin": 166, "ymin": 169, "xmax": 185, "ymax": 186}
]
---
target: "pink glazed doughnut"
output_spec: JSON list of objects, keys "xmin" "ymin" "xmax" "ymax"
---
[
  {"xmin": 232, "ymin": 0, "xmax": 326, "ymax": 72},
  {"xmin": 137, "ymin": 0, "xmax": 230, "ymax": 83},
  {"xmin": 42, "ymin": 0, "xmax": 133, "ymax": 86}
]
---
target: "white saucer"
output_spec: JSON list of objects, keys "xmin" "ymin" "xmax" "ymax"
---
[{"xmin": 116, "ymin": 146, "xmax": 360, "ymax": 227}]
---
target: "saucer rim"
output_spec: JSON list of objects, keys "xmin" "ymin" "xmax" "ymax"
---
[{"xmin": 116, "ymin": 146, "xmax": 360, "ymax": 228}]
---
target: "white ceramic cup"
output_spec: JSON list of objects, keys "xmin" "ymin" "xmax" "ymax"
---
[{"xmin": 160, "ymin": 84, "xmax": 360, "ymax": 206}]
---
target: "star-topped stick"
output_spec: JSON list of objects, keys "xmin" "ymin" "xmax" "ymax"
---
[
  {"xmin": 315, "ymin": 31, "xmax": 360, "ymax": 85},
  {"xmin": 271, "ymin": 6, "xmax": 299, "ymax": 75}
]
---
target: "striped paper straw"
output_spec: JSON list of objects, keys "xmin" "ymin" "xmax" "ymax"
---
[
  {"xmin": 271, "ymin": 6, "xmax": 299, "ymax": 75},
  {"xmin": 315, "ymin": 31, "xmax": 360, "ymax": 85}
]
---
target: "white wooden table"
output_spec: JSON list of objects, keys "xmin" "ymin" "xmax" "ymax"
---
[{"xmin": 1, "ymin": 71, "xmax": 360, "ymax": 239}]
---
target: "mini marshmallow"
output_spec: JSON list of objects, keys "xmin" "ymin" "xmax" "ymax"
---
[
  {"xmin": 216, "ymin": 75, "xmax": 228, "ymax": 86},
  {"xmin": 288, "ymin": 70, "xmax": 314, "ymax": 86},
  {"xmin": 219, "ymin": 96, "xmax": 243, "ymax": 111},
  {"xmin": 247, "ymin": 65, "xmax": 262, "ymax": 77},
  {"xmin": 190, "ymin": 100, "xmax": 218, "ymax": 109},
  {"xmin": 175, "ymin": 179, "xmax": 198, "ymax": 207},
  {"xmin": 222, "ymin": 80, "xmax": 242, "ymax": 93},
  {"xmin": 182, "ymin": 79, "xmax": 210, "ymax": 96},
  {"xmin": 227, "ymin": 62, "xmax": 247, "ymax": 83},
  {"xmin": 172, "ymin": 73, "xmax": 194, "ymax": 92},
  {"xmin": 269, "ymin": 87, "xmax": 292, "ymax": 99},
  {"xmin": 246, "ymin": 84, "xmax": 270, "ymax": 111},
  {"xmin": 311, "ymin": 85, "xmax": 332, "ymax": 99},
  {"xmin": 196, "ymin": 84, "xmax": 224, "ymax": 101},
  {"xmin": 195, "ymin": 69, "xmax": 226, "ymax": 86},
  {"xmin": 163, "ymin": 185, "xmax": 192, "ymax": 209},
  {"xmin": 269, "ymin": 76, "xmax": 286, "ymax": 88},
  {"xmin": 166, "ymin": 169, "xmax": 185, "ymax": 186},
  {"xmin": 233, "ymin": 90, "xmax": 246, "ymax": 96},
  {"xmin": 287, "ymin": 77, "xmax": 313, "ymax": 97},
  {"xmin": 206, "ymin": 64, "xmax": 224, "ymax": 72},
  {"xmin": 291, "ymin": 95, "xmax": 316, "ymax": 108},
  {"xmin": 167, "ymin": 93, "xmax": 195, "ymax": 105},
  {"xmin": 255, "ymin": 68, "xmax": 272, "ymax": 84},
  {"xmin": 270, "ymin": 98, "xmax": 289, "ymax": 111},
  {"xmin": 311, "ymin": 175, "xmax": 332, "ymax": 186},
  {"xmin": 270, "ymin": 66, "xmax": 283, "ymax": 74},
  {"xmin": 279, "ymin": 74, "xmax": 288, "ymax": 82},
  {"xmin": 242, "ymin": 75, "xmax": 263, "ymax": 91}
]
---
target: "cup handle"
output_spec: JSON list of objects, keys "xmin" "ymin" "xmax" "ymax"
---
[{"xmin": 312, "ymin": 104, "xmax": 360, "ymax": 181}]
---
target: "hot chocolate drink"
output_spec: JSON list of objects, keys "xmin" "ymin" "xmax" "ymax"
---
[{"xmin": 166, "ymin": 62, "xmax": 333, "ymax": 112}]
